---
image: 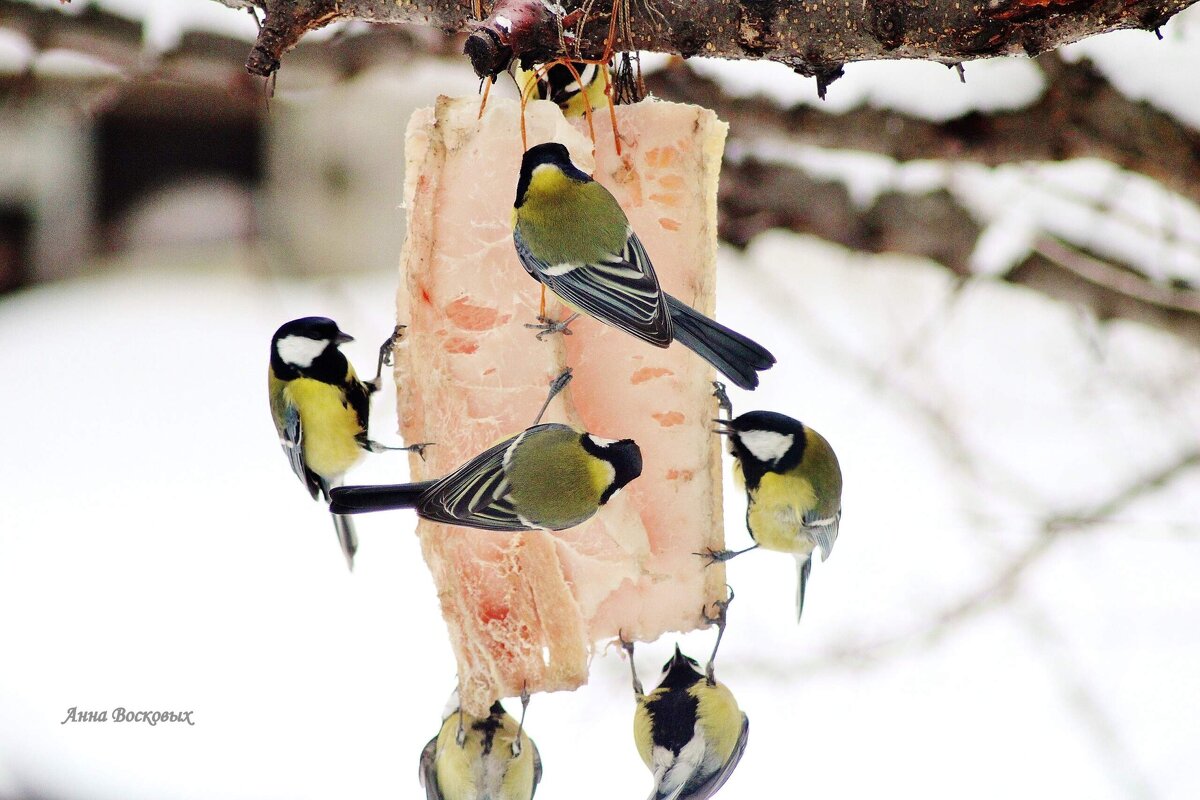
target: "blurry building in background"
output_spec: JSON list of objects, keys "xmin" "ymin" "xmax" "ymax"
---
[{"xmin": 0, "ymin": 2, "xmax": 478, "ymax": 294}]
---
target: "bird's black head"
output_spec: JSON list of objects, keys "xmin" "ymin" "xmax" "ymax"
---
[
  {"xmin": 270, "ymin": 316, "xmax": 353, "ymax": 381},
  {"xmin": 715, "ymin": 410, "xmax": 807, "ymax": 488},
  {"xmin": 515, "ymin": 142, "xmax": 590, "ymax": 208},
  {"xmin": 581, "ymin": 434, "xmax": 642, "ymax": 505},
  {"xmin": 541, "ymin": 61, "xmax": 593, "ymax": 105},
  {"xmin": 657, "ymin": 644, "xmax": 704, "ymax": 689}
]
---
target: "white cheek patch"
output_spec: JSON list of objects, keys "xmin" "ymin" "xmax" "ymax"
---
[
  {"xmin": 276, "ymin": 335, "xmax": 329, "ymax": 368},
  {"xmin": 738, "ymin": 429, "xmax": 794, "ymax": 464},
  {"xmin": 587, "ymin": 435, "xmax": 616, "ymax": 448}
]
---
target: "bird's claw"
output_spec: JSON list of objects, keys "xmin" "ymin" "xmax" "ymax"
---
[
  {"xmin": 712, "ymin": 381, "xmax": 733, "ymax": 419},
  {"xmin": 408, "ymin": 442, "xmax": 433, "ymax": 461},
  {"xmin": 701, "ymin": 586, "xmax": 735, "ymax": 628},
  {"xmin": 618, "ymin": 629, "xmax": 636, "ymax": 657},
  {"xmin": 379, "ymin": 324, "xmax": 406, "ymax": 368},
  {"xmin": 694, "ymin": 547, "xmax": 736, "ymax": 567},
  {"xmin": 525, "ymin": 316, "xmax": 574, "ymax": 340},
  {"xmin": 547, "ymin": 367, "xmax": 574, "ymax": 395}
]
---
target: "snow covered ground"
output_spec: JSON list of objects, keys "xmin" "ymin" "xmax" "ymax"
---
[{"xmin": 0, "ymin": 234, "xmax": 1197, "ymax": 800}]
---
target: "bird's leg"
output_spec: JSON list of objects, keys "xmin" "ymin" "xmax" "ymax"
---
[
  {"xmin": 711, "ymin": 381, "xmax": 733, "ymax": 420},
  {"xmin": 511, "ymin": 682, "xmax": 531, "ymax": 758},
  {"xmin": 517, "ymin": 0, "xmax": 624, "ymax": 158},
  {"xmin": 694, "ymin": 544, "xmax": 759, "ymax": 567},
  {"xmin": 619, "ymin": 630, "xmax": 644, "ymax": 697},
  {"xmin": 701, "ymin": 586, "xmax": 735, "ymax": 685},
  {"xmin": 366, "ymin": 324, "xmax": 406, "ymax": 393},
  {"xmin": 476, "ymin": 75, "xmax": 494, "ymax": 120},
  {"xmin": 358, "ymin": 434, "xmax": 433, "ymax": 461},
  {"xmin": 532, "ymin": 368, "xmax": 573, "ymax": 425},
  {"xmin": 525, "ymin": 312, "xmax": 580, "ymax": 340}
]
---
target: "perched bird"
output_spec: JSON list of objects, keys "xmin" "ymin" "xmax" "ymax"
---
[
  {"xmin": 268, "ymin": 317, "xmax": 419, "ymax": 569},
  {"xmin": 512, "ymin": 142, "xmax": 776, "ymax": 391},
  {"xmin": 709, "ymin": 410, "xmax": 843, "ymax": 621},
  {"xmin": 514, "ymin": 61, "xmax": 609, "ymax": 118},
  {"xmin": 623, "ymin": 596, "xmax": 748, "ymax": 800},
  {"xmin": 419, "ymin": 692, "xmax": 542, "ymax": 800},
  {"xmin": 329, "ymin": 423, "xmax": 642, "ymax": 531}
]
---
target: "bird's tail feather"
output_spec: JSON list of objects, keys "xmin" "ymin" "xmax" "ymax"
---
[
  {"xmin": 332, "ymin": 513, "xmax": 358, "ymax": 571},
  {"xmin": 665, "ymin": 294, "xmax": 775, "ymax": 391},
  {"xmin": 795, "ymin": 554, "xmax": 812, "ymax": 623},
  {"xmin": 328, "ymin": 481, "xmax": 437, "ymax": 515}
]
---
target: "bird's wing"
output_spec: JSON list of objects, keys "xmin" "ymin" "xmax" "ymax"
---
[
  {"xmin": 415, "ymin": 427, "xmax": 559, "ymax": 532},
  {"xmin": 516, "ymin": 228, "xmax": 672, "ymax": 347},
  {"xmin": 804, "ymin": 509, "xmax": 841, "ymax": 561},
  {"xmin": 531, "ymin": 739, "xmax": 544, "ymax": 799},
  {"xmin": 280, "ymin": 402, "xmax": 321, "ymax": 500},
  {"xmin": 344, "ymin": 375, "xmax": 372, "ymax": 436},
  {"xmin": 678, "ymin": 713, "xmax": 749, "ymax": 800},
  {"xmin": 417, "ymin": 734, "xmax": 441, "ymax": 800}
]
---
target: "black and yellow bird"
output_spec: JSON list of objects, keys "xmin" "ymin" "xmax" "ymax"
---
[
  {"xmin": 709, "ymin": 410, "xmax": 843, "ymax": 621},
  {"xmin": 268, "ymin": 317, "xmax": 418, "ymax": 569},
  {"xmin": 329, "ymin": 422, "xmax": 641, "ymax": 532},
  {"xmin": 514, "ymin": 61, "xmax": 609, "ymax": 117},
  {"xmin": 623, "ymin": 596, "xmax": 748, "ymax": 800},
  {"xmin": 511, "ymin": 142, "xmax": 776, "ymax": 391},
  {"xmin": 419, "ymin": 693, "xmax": 542, "ymax": 800}
]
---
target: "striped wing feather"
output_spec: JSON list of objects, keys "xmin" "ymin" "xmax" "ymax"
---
[
  {"xmin": 414, "ymin": 424, "xmax": 569, "ymax": 532},
  {"xmin": 515, "ymin": 228, "xmax": 672, "ymax": 347}
]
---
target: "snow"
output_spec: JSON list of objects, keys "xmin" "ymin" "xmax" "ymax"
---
[
  {"xmin": 1061, "ymin": 4, "xmax": 1200, "ymax": 130},
  {"xmin": 0, "ymin": 28, "xmax": 35, "ymax": 74},
  {"xmin": 727, "ymin": 144, "xmax": 1200, "ymax": 285},
  {"xmin": 689, "ymin": 55, "xmax": 1047, "ymax": 121},
  {"xmin": 32, "ymin": 49, "xmax": 123, "ymax": 80},
  {"xmin": 1, "ymin": 233, "xmax": 1197, "ymax": 799}
]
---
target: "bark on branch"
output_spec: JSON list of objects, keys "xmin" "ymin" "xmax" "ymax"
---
[{"xmin": 231, "ymin": 0, "xmax": 1197, "ymax": 94}]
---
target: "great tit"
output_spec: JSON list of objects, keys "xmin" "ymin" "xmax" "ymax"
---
[
  {"xmin": 419, "ymin": 692, "xmax": 542, "ymax": 800},
  {"xmin": 268, "ymin": 317, "xmax": 418, "ymax": 570},
  {"xmin": 512, "ymin": 142, "xmax": 776, "ymax": 391},
  {"xmin": 514, "ymin": 61, "xmax": 609, "ymax": 118},
  {"xmin": 709, "ymin": 410, "xmax": 843, "ymax": 621},
  {"xmin": 329, "ymin": 423, "xmax": 642, "ymax": 531},
  {"xmin": 623, "ymin": 596, "xmax": 748, "ymax": 800}
]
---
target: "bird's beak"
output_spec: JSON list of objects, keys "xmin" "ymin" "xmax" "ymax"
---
[
  {"xmin": 671, "ymin": 643, "xmax": 688, "ymax": 665},
  {"xmin": 711, "ymin": 419, "xmax": 732, "ymax": 435},
  {"xmin": 335, "ymin": 331, "xmax": 355, "ymax": 345}
]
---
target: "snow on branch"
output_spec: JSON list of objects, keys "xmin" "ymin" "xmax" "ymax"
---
[
  {"xmin": 232, "ymin": 0, "xmax": 1198, "ymax": 95},
  {"xmin": 648, "ymin": 54, "xmax": 1200, "ymax": 210}
]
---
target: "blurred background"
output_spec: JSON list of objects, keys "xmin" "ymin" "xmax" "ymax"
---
[{"xmin": 1, "ymin": 0, "xmax": 1198, "ymax": 798}]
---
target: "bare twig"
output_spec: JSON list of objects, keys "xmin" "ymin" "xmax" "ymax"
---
[
  {"xmin": 791, "ymin": 448, "xmax": 1200, "ymax": 672},
  {"xmin": 1033, "ymin": 236, "xmax": 1200, "ymax": 315}
]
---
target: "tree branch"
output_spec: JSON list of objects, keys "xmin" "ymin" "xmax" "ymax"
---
[
  {"xmin": 235, "ymin": 0, "xmax": 1197, "ymax": 91},
  {"xmin": 647, "ymin": 53, "xmax": 1200, "ymax": 210},
  {"xmin": 719, "ymin": 157, "xmax": 1200, "ymax": 342}
]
